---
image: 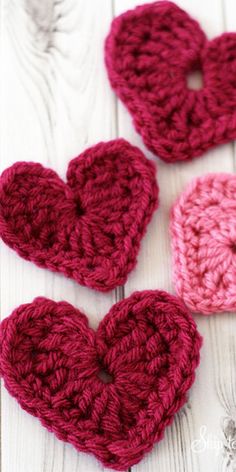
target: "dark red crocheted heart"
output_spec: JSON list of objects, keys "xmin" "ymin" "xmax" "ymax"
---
[
  {"xmin": 0, "ymin": 139, "xmax": 158, "ymax": 291},
  {"xmin": 0, "ymin": 291, "xmax": 202, "ymax": 470},
  {"xmin": 105, "ymin": 1, "xmax": 236, "ymax": 162}
]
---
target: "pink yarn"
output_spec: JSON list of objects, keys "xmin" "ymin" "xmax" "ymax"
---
[
  {"xmin": 0, "ymin": 139, "xmax": 158, "ymax": 291},
  {"xmin": 170, "ymin": 173, "xmax": 236, "ymax": 315},
  {"xmin": 105, "ymin": 1, "xmax": 236, "ymax": 163},
  {"xmin": 0, "ymin": 291, "xmax": 202, "ymax": 470}
]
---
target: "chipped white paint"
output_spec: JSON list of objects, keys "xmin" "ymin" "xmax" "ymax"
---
[{"xmin": 0, "ymin": 1, "xmax": 236, "ymax": 471}]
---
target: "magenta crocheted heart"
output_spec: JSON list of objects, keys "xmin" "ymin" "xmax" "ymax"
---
[
  {"xmin": 0, "ymin": 291, "xmax": 202, "ymax": 470},
  {"xmin": 171, "ymin": 174, "xmax": 236, "ymax": 314},
  {"xmin": 105, "ymin": 1, "xmax": 236, "ymax": 162},
  {"xmin": 0, "ymin": 139, "xmax": 158, "ymax": 291}
]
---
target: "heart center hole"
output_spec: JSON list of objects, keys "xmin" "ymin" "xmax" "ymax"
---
[
  {"xmin": 187, "ymin": 69, "xmax": 203, "ymax": 91},
  {"xmin": 97, "ymin": 369, "xmax": 113, "ymax": 384},
  {"xmin": 230, "ymin": 243, "xmax": 236, "ymax": 254},
  {"xmin": 75, "ymin": 200, "xmax": 85, "ymax": 217}
]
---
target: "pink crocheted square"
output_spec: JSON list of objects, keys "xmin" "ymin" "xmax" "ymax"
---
[{"xmin": 170, "ymin": 174, "xmax": 236, "ymax": 314}]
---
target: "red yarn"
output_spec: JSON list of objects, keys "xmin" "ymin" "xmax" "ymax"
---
[
  {"xmin": 0, "ymin": 139, "xmax": 158, "ymax": 291},
  {"xmin": 105, "ymin": 1, "xmax": 236, "ymax": 163},
  {"xmin": 0, "ymin": 291, "xmax": 202, "ymax": 470}
]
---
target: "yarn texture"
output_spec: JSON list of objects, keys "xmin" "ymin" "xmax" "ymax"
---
[
  {"xmin": 0, "ymin": 139, "xmax": 158, "ymax": 291},
  {"xmin": 0, "ymin": 291, "xmax": 202, "ymax": 470},
  {"xmin": 105, "ymin": 1, "xmax": 236, "ymax": 163},
  {"xmin": 171, "ymin": 173, "xmax": 236, "ymax": 315}
]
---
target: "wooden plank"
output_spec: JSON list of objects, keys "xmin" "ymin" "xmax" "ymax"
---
[
  {"xmin": 113, "ymin": 1, "xmax": 236, "ymax": 472},
  {"xmin": 1, "ymin": 0, "xmax": 236, "ymax": 471},
  {"xmin": 223, "ymin": 0, "xmax": 236, "ymax": 170},
  {"xmin": 223, "ymin": 0, "xmax": 236, "ymax": 31},
  {"xmin": 1, "ymin": 1, "xmax": 116, "ymax": 471}
]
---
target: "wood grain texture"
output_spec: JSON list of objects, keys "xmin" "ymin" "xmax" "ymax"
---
[{"xmin": 1, "ymin": 1, "xmax": 236, "ymax": 471}]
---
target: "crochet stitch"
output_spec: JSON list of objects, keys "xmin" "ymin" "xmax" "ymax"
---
[
  {"xmin": 0, "ymin": 139, "xmax": 158, "ymax": 291},
  {"xmin": 0, "ymin": 291, "xmax": 202, "ymax": 470},
  {"xmin": 170, "ymin": 174, "xmax": 236, "ymax": 315},
  {"xmin": 105, "ymin": 1, "xmax": 236, "ymax": 163}
]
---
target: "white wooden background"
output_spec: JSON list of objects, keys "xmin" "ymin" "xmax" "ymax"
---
[{"xmin": 1, "ymin": 0, "xmax": 236, "ymax": 471}]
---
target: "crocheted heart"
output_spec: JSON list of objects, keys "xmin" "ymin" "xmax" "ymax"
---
[
  {"xmin": 0, "ymin": 139, "xmax": 158, "ymax": 291},
  {"xmin": 0, "ymin": 291, "xmax": 201, "ymax": 470},
  {"xmin": 105, "ymin": 2, "xmax": 236, "ymax": 162},
  {"xmin": 171, "ymin": 174, "xmax": 236, "ymax": 314}
]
